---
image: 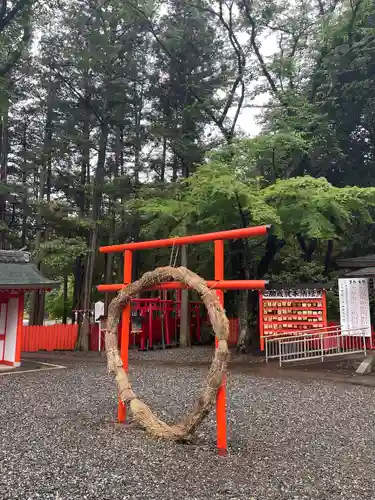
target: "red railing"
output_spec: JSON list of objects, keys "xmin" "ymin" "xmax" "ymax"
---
[{"xmin": 22, "ymin": 324, "xmax": 78, "ymax": 352}]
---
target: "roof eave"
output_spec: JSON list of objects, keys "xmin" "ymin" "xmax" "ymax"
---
[
  {"xmin": 0, "ymin": 283, "xmax": 60, "ymax": 291},
  {"xmin": 337, "ymin": 255, "xmax": 375, "ymax": 268}
]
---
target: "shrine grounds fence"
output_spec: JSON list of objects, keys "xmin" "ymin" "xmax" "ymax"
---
[
  {"xmin": 22, "ymin": 324, "xmax": 78, "ymax": 352},
  {"xmin": 263, "ymin": 325, "xmax": 370, "ymax": 367}
]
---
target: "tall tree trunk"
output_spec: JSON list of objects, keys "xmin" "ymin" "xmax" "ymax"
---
[
  {"xmin": 30, "ymin": 80, "xmax": 54, "ymax": 325},
  {"xmin": 236, "ymin": 250, "xmax": 251, "ymax": 351},
  {"xmin": 160, "ymin": 137, "xmax": 167, "ymax": 182},
  {"xmin": 0, "ymin": 101, "xmax": 9, "ymax": 249},
  {"xmin": 73, "ymin": 77, "xmax": 91, "ymax": 320},
  {"xmin": 133, "ymin": 90, "xmax": 142, "ymax": 185},
  {"xmin": 172, "ymin": 155, "xmax": 178, "ymax": 181},
  {"xmin": 76, "ymin": 101, "xmax": 108, "ymax": 350},
  {"xmin": 104, "ymin": 224, "xmax": 114, "ymax": 314},
  {"xmin": 104, "ymin": 124, "xmax": 122, "ymax": 314},
  {"xmin": 77, "ymin": 227, "xmax": 98, "ymax": 350},
  {"xmin": 21, "ymin": 118, "xmax": 28, "ymax": 247},
  {"xmin": 233, "ymin": 194, "xmax": 253, "ymax": 352},
  {"xmin": 324, "ymin": 240, "xmax": 333, "ymax": 274},
  {"xmin": 72, "ymin": 256, "xmax": 84, "ymax": 323},
  {"xmin": 62, "ymin": 273, "xmax": 68, "ymax": 325},
  {"xmin": 237, "ymin": 291, "xmax": 249, "ymax": 350}
]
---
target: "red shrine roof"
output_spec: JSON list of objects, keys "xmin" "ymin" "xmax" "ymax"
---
[{"xmin": 0, "ymin": 251, "xmax": 59, "ymax": 290}]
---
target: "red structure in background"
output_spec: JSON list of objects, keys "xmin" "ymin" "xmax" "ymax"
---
[
  {"xmin": 259, "ymin": 288, "xmax": 328, "ymax": 350},
  {"xmin": 97, "ymin": 225, "xmax": 271, "ymax": 456},
  {"xmin": 88, "ymin": 299, "xmax": 239, "ymax": 352}
]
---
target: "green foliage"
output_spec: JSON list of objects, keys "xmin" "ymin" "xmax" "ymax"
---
[
  {"xmin": 262, "ymin": 177, "xmax": 375, "ymax": 239},
  {"xmin": 218, "ymin": 133, "xmax": 309, "ymax": 181},
  {"xmin": 133, "ymin": 147, "xmax": 375, "ymax": 246},
  {"xmin": 265, "ymin": 246, "xmax": 328, "ymax": 284},
  {"xmin": 326, "ymin": 290, "xmax": 340, "ymax": 321},
  {"xmin": 45, "ymin": 278, "xmax": 74, "ymax": 320},
  {"xmin": 39, "ymin": 238, "xmax": 88, "ymax": 277}
]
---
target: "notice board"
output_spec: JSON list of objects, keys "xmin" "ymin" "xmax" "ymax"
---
[
  {"xmin": 339, "ymin": 278, "xmax": 371, "ymax": 337},
  {"xmin": 259, "ymin": 288, "xmax": 327, "ymax": 350}
]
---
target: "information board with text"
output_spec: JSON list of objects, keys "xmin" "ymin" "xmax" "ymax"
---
[{"xmin": 339, "ymin": 278, "xmax": 371, "ymax": 337}]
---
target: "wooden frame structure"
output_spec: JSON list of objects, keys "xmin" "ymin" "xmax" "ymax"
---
[{"xmin": 98, "ymin": 225, "xmax": 271, "ymax": 455}]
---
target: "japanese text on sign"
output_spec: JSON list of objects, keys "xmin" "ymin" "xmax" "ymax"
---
[{"xmin": 339, "ymin": 278, "xmax": 371, "ymax": 337}]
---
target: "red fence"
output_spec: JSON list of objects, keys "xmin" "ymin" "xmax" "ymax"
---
[
  {"xmin": 22, "ymin": 324, "xmax": 78, "ymax": 352},
  {"xmin": 21, "ymin": 317, "xmax": 239, "ymax": 353},
  {"xmin": 327, "ymin": 321, "xmax": 374, "ymax": 349}
]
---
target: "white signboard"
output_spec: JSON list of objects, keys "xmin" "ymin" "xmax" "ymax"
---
[
  {"xmin": 94, "ymin": 301, "xmax": 105, "ymax": 322},
  {"xmin": 339, "ymin": 278, "xmax": 371, "ymax": 337}
]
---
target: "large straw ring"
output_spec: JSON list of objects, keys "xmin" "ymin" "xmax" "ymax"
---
[{"xmin": 105, "ymin": 266, "xmax": 229, "ymax": 441}]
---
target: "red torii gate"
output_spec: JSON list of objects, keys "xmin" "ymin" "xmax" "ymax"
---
[{"xmin": 98, "ymin": 225, "xmax": 270, "ymax": 455}]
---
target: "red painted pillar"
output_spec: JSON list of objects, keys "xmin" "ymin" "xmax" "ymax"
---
[
  {"xmin": 214, "ymin": 239, "xmax": 227, "ymax": 456},
  {"xmin": 14, "ymin": 293, "xmax": 24, "ymax": 367},
  {"xmin": 118, "ymin": 250, "xmax": 133, "ymax": 423},
  {"xmin": 322, "ymin": 290, "xmax": 328, "ymax": 329},
  {"xmin": 148, "ymin": 303, "xmax": 153, "ymax": 349},
  {"xmin": 259, "ymin": 292, "xmax": 264, "ymax": 351}
]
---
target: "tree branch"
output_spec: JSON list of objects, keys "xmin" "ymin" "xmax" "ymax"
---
[
  {"xmin": 240, "ymin": 0, "xmax": 280, "ymax": 98},
  {"xmin": 0, "ymin": 0, "xmax": 7, "ymax": 21},
  {"xmin": 296, "ymin": 233, "xmax": 307, "ymax": 253},
  {"xmin": 211, "ymin": 0, "xmax": 246, "ymax": 136},
  {"xmin": 324, "ymin": 240, "xmax": 333, "ymax": 274},
  {"xmin": 317, "ymin": 0, "xmax": 325, "ymax": 15},
  {"xmin": 257, "ymin": 234, "xmax": 286, "ymax": 278},
  {"xmin": 0, "ymin": 20, "xmax": 31, "ymax": 76},
  {"xmin": 48, "ymin": 66, "xmax": 104, "ymax": 125},
  {"xmin": 348, "ymin": 0, "xmax": 363, "ymax": 47},
  {"xmin": 278, "ymin": 33, "xmax": 285, "ymax": 92},
  {"xmin": 0, "ymin": 0, "xmax": 30, "ymax": 33}
]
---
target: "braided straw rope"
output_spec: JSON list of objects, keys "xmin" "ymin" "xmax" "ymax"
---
[{"xmin": 105, "ymin": 266, "xmax": 229, "ymax": 441}]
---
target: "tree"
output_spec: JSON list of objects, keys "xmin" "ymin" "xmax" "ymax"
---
[
  {"xmin": 238, "ymin": 0, "xmax": 375, "ymax": 186},
  {"xmin": 0, "ymin": 0, "xmax": 32, "ymax": 78},
  {"xmin": 0, "ymin": 0, "xmax": 35, "ymax": 249},
  {"xmin": 1, "ymin": 0, "xmax": 374, "ymax": 352},
  {"xmin": 131, "ymin": 145, "xmax": 375, "ymax": 348},
  {"xmin": 38, "ymin": 237, "xmax": 88, "ymax": 323}
]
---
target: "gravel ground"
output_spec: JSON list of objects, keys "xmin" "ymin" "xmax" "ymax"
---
[
  {"xmin": 128, "ymin": 345, "xmax": 265, "ymax": 364},
  {"xmin": 31, "ymin": 346, "xmax": 266, "ymax": 365},
  {"xmin": 2, "ymin": 359, "xmax": 375, "ymax": 500}
]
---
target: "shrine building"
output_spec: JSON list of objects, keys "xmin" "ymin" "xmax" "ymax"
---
[{"xmin": 0, "ymin": 250, "xmax": 58, "ymax": 367}]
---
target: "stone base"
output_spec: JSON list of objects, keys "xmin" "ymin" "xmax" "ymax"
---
[{"xmin": 356, "ymin": 355, "xmax": 375, "ymax": 375}]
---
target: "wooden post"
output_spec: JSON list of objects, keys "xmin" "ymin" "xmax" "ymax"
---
[
  {"xmin": 118, "ymin": 249, "xmax": 133, "ymax": 423},
  {"xmin": 214, "ymin": 239, "xmax": 227, "ymax": 456}
]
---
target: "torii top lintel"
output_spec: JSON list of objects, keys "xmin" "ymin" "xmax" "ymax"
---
[{"xmin": 99, "ymin": 225, "xmax": 271, "ymax": 254}]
